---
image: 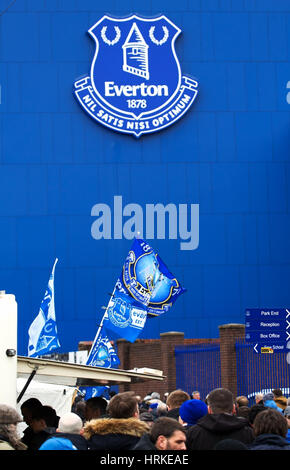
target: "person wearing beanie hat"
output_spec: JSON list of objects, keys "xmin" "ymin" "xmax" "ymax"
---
[
  {"xmin": 150, "ymin": 392, "xmax": 160, "ymax": 400},
  {"xmin": 48, "ymin": 412, "xmax": 88, "ymax": 450},
  {"xmin": 0, "ymin": 404, "xmax": 27, "ymax": 450},
  {"xmin": 178, "ymin": 399, "xmax": 208, "ymax": 428}
]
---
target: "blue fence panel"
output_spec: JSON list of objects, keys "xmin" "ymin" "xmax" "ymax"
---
[
  {"xmin": 236, "ymin": 340, "xmax": 290, "ymax": 406},
  {"xmin": 175, "ymin": 342, "xmax": 221, "ymax": 400}
]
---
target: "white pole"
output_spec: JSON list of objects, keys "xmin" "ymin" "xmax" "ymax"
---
[
  {"xmin": 86, "ymin": 285, "xmax": 117, "ymax": 364},
  {"xmin": 0, "ymin": 291, "xmax": 18, "ymax": 407}
]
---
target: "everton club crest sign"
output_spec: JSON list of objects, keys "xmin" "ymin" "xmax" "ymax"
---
[{"xmin": 74, "ymin": 15, "xmax": 198, "ymax": 137}]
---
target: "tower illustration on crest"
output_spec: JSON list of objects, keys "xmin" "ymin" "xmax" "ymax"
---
[{"xmin": 122, "ymin": 23, "xmax": 149, "ymax": 80}]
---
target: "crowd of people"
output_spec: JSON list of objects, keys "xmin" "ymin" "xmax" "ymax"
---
[{"xmin": 1, "ymin": 387, "xmax": 290, "ymax": 451}]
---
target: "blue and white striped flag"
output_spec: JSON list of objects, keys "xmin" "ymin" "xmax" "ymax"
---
[
  {"xmin": 28, "ymin": 258, "xmax": 60, "ymax": 357},
  {"xmin": 86, "ymin": 325, "xmax": 120, "ymax": 368}
]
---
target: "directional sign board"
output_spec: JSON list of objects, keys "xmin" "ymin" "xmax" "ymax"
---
[{"xmin": 245, "ymin": 308, "xmax": 290, "ymax": 354}]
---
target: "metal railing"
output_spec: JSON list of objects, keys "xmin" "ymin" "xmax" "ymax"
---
[
  {"xmin": 236, "ymin": 339, "xmax": 290, "ymax": 405},
  {"xmin": 175, "ymin": 342, "xmax": 221, "ymax": 400}
]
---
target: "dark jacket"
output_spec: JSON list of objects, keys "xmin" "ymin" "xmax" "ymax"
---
[
  {"xmin": 22, "ymin": 426, "xmax": 56, "ymax": 451},
  {"xmin": 21, "ymin": 426, "xmax": 34, "ymax": 447},
  {"xmin": 133, "ymin": 433, "xmax": 157, "ymax": 450},
  {"xmin": 83, "ymin": 417, "xmax": 149, "ymax": 451},
  {"xmin": 166, "ymin": 408, "xmax": 180, "ymax": 420},
  {"xmin": 49, "ymin": 432, "xmax": 88, "ymax": 450},
  {"xmin": 186, "ymin": 413, "xmax": 254, "ymax": 450},
  {"xmin": 249, "ymin": 433, "xmax": 290, "ymax": 450}
]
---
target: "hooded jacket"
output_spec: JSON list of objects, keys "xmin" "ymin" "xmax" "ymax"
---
[
  {"xmin": 264, "ymin": 399, "xmax": 283, "ymax": 413},
  {"xmin": 186, "ymin": 413, "xmax": 254, "ymax": 450},
  {"xmin": 166, "ymin": 408, "xmax": 180, "ymax": 420},
  {"xmin": 83, "ymin": 417, "xmax": 149, "ymax": 451},
  {"xmin": 49, "ymin": 431, "xmax": 88, "ymax": 450},
  {"xmin": 24, "ymin": 427, "xmax": 56, "ymax": 450},
  {"xmin": 249, "ymin": 433, "xmax": 290, "ymax": 450}
]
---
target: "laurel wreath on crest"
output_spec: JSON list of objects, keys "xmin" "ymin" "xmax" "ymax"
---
[
  {"xmin": 101, "ymin": 26, "xmax": 121, "ymax": 45},
  {"xmin": 149, "ymin": 26, "xmax": 169, "ymax": 45}
]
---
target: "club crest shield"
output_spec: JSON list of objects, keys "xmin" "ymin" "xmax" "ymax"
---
[{"xmin": 74, "ymin": 15, "xmax": 198, "ymax": 137}]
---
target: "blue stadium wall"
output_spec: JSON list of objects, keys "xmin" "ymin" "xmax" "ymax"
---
[{"xmin": 1, "ymin": 0, "xmax": 290, "ymax": 356}]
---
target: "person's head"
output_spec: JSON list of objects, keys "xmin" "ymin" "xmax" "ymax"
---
[
  {"xmin": 57, "ymin": 412, "xmax": 83, "ymax": 434},
  {"xmin": 74, "ymin": 399, "xmax": 86, "ymax": 421},
  {"xmin": 263, "ymin": 392, "xmax": 275, "ymax": 403},
  {"xmin": 30, "ymin": 405, "xmax": 57, "ymax": 432},
  {"xmin": 0, "ymin": 404, "xmax": 26, "ymax": 450},
  {"xmin": 151, "ymin": 392, "xmax": 160, "ymax": 400},
  {"xmin": 150, "ymin": 417, "xmax": 186, "ymax": 450},
  {"xmin": 235, "ymin": 396, "xmax": 249, "ymax": 408},
  {"xmin": 139, "ymin": 411, "xmax": 155, "ymax": 428},
  {"xmin": 166, "ymin": 389, "xmax": 190, "ymax": 411},
  {"xmin": 157, "ymin": 402, "xmax": 168, "ymax": 416},
  {"xmin": 107, "ymin": 392, "xmax": 139, "ymax": 419},
  {"xmin": 253, "ymin": 408, "xmax": 288, "ymax": 438},
  {"xmin": 20, "ymin": 397, "xmax": 42, "ymax": 426},
  {"xmin": 255, "ymin": 393, "xmax": 263, "ymax": 404},
  {"xmin": 248, "ymin": 404, "xmax": 267, "ymax": 426},
  {"xmin": 283, "ymin": 406, "xmax": 290, "ymax": 428},
  {"xmin": 192, "ymin": 391, "xmax": 200, "ymax": 400},
  {"xmin": 135, "ymin": 395, "xmax": 142, "ymax": 404},
  {"xmin": 84, "ymin": 397, "xmax": 107, "ymax": 421},
  {"xmin": 272, "ymin": 388, "xmax": 283, "ymax": 398},
  {"xmin": 207, "ymin": 388, "xmax": 234, "ymax": 415},
  {"xmin": 236, "ymin": 406, "xmax": 250, "ymax": 420},
  {"xmin": 163, "ymin": 392, "xmax": 169, "ymax": 402},
  {"xmin": 179, "ymin": 399, "xmax": 208, "ymax": 426}
]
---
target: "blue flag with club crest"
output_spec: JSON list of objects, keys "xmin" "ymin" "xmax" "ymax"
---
[
  {"xmin": 28, "ymin": 259, "xmax": 61, "ymax": 357},
  {"xmin": 89, "ymin": 237, "xmax": 185, "ymax": 352},
  {"xmin": 86, "ymin": 325, "xmax": 120, "ymax": 368},
  {"xmin": 103, "ymin": 291, "xmax": 148, "ymax": 343},
  {"xmin": 101, "ymin": 237, "xmax": 185, "ymax": 343},
  {"xmin": 115, "ymin": 238, "xmax": 186, "ymax": 317}
]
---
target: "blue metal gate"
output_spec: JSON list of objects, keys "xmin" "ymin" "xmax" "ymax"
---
[
  {"xmin": 175, "ymin": 342, "xmax": 221, "ymax": 400},
  {"xmin": 236, "ymin": 339, "xmax": 290, "ymax": 405}
]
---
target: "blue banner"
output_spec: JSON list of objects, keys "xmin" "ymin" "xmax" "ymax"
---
[
  {"xmin": 28, "ymin": 259, "xmax": 61, "ymax": 357},
  {"xmin": 103, "ymin": 291, "xmax": 147, "ymax": 343},
  {"xmin": 86, "ymin": 326, "xmax": 120, "ymax": 368},
  {"xmin": 115, "ymin": 238, "xmax": 186, "ymax": 316},
  {"xmin": 89, "ymin": 238, "xmax": 185, "ymax": 348}
]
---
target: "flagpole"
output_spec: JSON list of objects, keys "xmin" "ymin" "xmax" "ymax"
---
[
  {"xmin": 86, "ymin": 236, "xmax": 138, "ymax": 363},
  {"xmin": 51, "ymin": 258, "xmax": 58, "ymax": 277},
  {"xmin": 86, "ymin": 285, "xmax": 117, "ymax": 364}
]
